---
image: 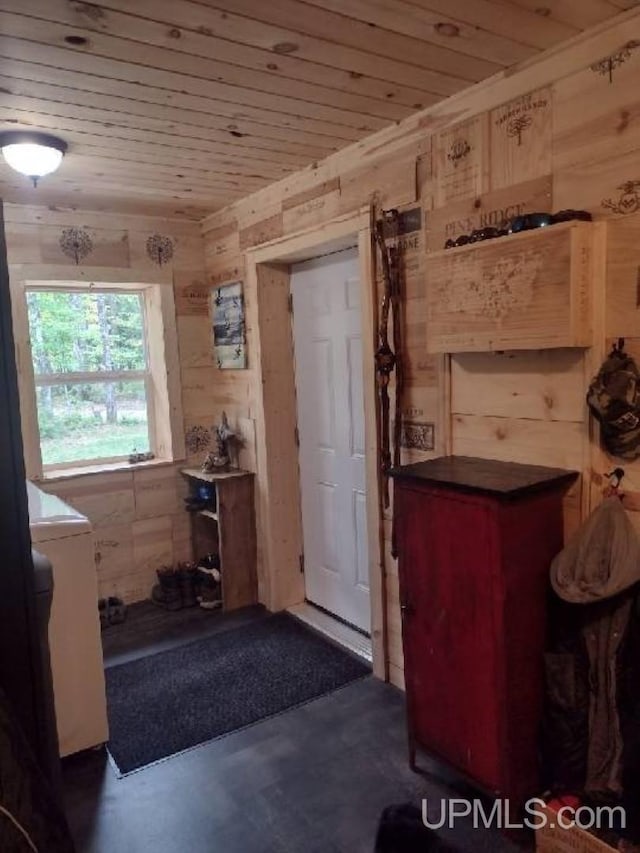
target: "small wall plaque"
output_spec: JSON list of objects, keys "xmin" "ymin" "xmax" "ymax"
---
[
  {"xmin": 401, "ymin": 421, "xmax": 435, "ymax": 451},
  {"xmin": 211, "ymin": 281, "xmax": 247, "ymax": 369}
]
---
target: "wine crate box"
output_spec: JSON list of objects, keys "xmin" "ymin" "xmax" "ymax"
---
[{"xmin": 426, "ymin": 221, "xmax": 593, "ymax": 353}]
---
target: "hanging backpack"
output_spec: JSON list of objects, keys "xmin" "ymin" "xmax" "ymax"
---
[{"xmin": 587, "ymin": 339, "xmax": 640, "ymax": 459}]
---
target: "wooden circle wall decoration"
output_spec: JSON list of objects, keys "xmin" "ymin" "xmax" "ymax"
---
[
  {"xmin": 59, "ymin": 226, "xmax": 94, "ymax": 265},
  {"xmin": 146, "ymin": 233, "xmax": 174, "ymax": 266},
  {"xmin": 185, "ymin": 425, "xmax": 211, "ymax": 454}
]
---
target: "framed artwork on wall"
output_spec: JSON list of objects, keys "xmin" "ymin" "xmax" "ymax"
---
[{"xmin": 211, "ymin": 281, "xmax": 246, "ymax": 369}]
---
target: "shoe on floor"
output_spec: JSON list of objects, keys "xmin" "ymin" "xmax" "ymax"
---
[
  {"xmin": 151, "ymin": 566, "xmax": 183, "ymax": 611},
  {"xmin": 108, "ymin": 596, "xmax": 127, "ymax": 624},
  {"xmin": 178, "ymin": 562, "xmax": 200, "ymax": 608},
  {"xmin": 98, "ymin": 598, "xmax": 109, "ymax": 630}
]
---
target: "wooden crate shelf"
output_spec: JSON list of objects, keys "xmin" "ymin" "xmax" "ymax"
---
[
  {"xmin": 181, "ymin": 468, "xmax": 258, "ymax": 611},
  {"xmin": 425, "ymin": 221, "xmax": 594, "ymax": 353}
]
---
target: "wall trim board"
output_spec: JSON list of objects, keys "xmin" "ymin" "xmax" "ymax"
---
[
  {"xmin": 585, "ymin": 221, "xmax": 609, "ymax": 519},
  {"xmin": 9, "ymin": 263, "xmax": 173, "ymax": 286},
  {"xmin": 249, "ymin": 209, "xmax": 368, "ymax": 264},
  {"xmin": 244, "ymin": 207, "xmax": 387, "ymax": 679},
  {"xmin": 3, "ymin": 203, "xmax": 202, "ymax": 235}
]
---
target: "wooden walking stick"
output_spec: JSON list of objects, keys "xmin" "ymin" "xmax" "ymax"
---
[
  {"xmin": 373, "ymin": 208, "xmax": 403, "ymax": 509},
  {"xmin": 388, "ymin": 218, "xmax": 404, "ymax": 472}
]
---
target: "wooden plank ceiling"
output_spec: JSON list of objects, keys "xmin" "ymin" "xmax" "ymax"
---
[{"xmin": 0, "ymin": 0, "xmax": 635, "ymax": 219}]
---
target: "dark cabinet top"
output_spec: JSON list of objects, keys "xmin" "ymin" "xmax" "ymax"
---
[{"xmin": 389, "ymin": 456, "xmax": 578, "ymax": 499}]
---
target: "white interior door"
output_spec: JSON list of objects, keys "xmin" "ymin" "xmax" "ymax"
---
[{"xmin": 291, "ymin": 248, "xmax": 370, "ymax": 633}]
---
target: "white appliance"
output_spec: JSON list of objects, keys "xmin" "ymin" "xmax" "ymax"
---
[{"xmin": 27, "ymin": 482, "xmax": 109, "ymax": 756}]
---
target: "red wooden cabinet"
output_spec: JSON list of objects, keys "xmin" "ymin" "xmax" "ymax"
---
[{"xmin": 391, "ymin": 456, "xmax": 577, "ymax": 806}]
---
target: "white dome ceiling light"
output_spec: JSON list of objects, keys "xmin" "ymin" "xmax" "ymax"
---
[{"xmin": 0, "ymin": 131, "xmax": 68, "ymax": 187}]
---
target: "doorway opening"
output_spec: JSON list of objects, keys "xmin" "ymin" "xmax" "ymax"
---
[{"xmin": 246, "ymin": 209, "xmax": 385, "ymax": 678}]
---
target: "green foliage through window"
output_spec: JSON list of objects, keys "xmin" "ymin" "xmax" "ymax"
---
[
  {"xmin": 27, "ymin": 289, "xmax": 152, "ymax": 467},
  {"xmin": 27, "ymin": 290, "xmax": 146, "ymax": 374}
]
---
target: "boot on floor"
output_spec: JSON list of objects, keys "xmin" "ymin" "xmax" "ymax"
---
[
  {"xmin": 108, "ymin": 596, "xmax": 127, "ymax": 624},
  {"xmin": 151, "ymin": 566, "xmax": 182, "ymax": 611},
  {"xmin": 197, "ymin": 553, "xmax": 222, "ymax": 610},
  {"xmin": 178, "ymin": 562, "xmax": 200, "ymax": 608}
]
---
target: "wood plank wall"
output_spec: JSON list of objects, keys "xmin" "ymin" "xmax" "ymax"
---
[
  {"xmin": 200, "ymin": 10, "xmax": 640, "ymax": 688},
  {"xmin": 3, "ymin": 204, "xmax": 224, "ymax": 604}
]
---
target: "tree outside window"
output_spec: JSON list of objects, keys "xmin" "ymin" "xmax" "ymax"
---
[{"xmin": 27, "ymin": 289, "xmax": 152, "ymax": 467}]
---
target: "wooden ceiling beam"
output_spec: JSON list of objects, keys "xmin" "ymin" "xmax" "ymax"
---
[
  {"xmin": 0, "ymin": 112, "xmax": 299, "ymax": 182},
  {"xmin": 1, "ymin": 147, "xmax": 288, "ymax": 194},
  {"xmin": 0, "ymin": 13, "xmax": 404, "ymax": 130},
  {"xmin": 504, "ymin": 0, "xmax": 627, "ymax": 29},
  {"xmin": 53, "ymin": 161, "xmax": 270, "ymax": 196},
  {"xmin": 0, "ymin": 92, "xmax": 323, "ymax": 169},
  {"xmin": 41, "ymin": 163, "xmax": 240, "ymax": 196},
  {"xmin": 3, "ymin": 170, "xmax": 233, "ymax": 200},
  {"xmin": 50, "ymin": 147, "xmax": 291, "ymax": 189},
  {"xmin": 606, "ymin": 0, "xmax": 640, "ymax": 8},
  {"xmin": 401, "ymin": 0, "xmax": 579, "ymax": 48},
  {"xmin": 0, "ymin": 72, "xmax": 340, "ymax": 159},
  {"xmin": 86, "ymin": 0, "xmax": 501, "ymax": 83},
  {"xmin": 1, "ymin": 2, "xmax": 459, "ymax": 106},
  {"xmin": 0, "ymin": 139, "xmax": 296, "ymax": 187},
  {"xmin": 191, "ymin": 0, "xmax": 530, "ymax": 68},
  {"xmin": 0, "ymin": 46, "xmax": 364, "ymax": 143},
  {"xmin": 294, "ymin": 0, "xmax": 537, "ymax": 66},
  {"xmin": 0, "ymin": 0, "xmax": 443, "ymax": 112}
]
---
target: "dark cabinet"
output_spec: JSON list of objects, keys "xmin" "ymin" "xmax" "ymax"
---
[{"xmin": 391, "ymin": 456, "xmax": 577, "ymax": 805}]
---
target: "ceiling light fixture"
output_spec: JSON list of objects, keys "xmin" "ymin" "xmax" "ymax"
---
[{"xmin": 0, "ymin": 131, "xmax": 67, "ymax": 187}]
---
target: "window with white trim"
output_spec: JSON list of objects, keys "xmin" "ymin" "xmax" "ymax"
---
[
  {"xmin": 27, "ymin": 288, "xmax": 153, "ymax": 469},
  {"xmin": 11, "ymin": 272, "xmax": 185, "ymax": 478}
]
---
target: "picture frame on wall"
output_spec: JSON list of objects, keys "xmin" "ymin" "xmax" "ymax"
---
[{"xmin": 211, "ymin": 281, "xmax": 246, "ymax": 369}]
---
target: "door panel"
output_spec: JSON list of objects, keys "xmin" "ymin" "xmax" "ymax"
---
[
  {"xmin": 347, "ymin": 335, "xmax": 365, "ymax": 456},
  {"xmin": 398, "ymin": 486, "xmax": 502, "ymax": 788},
  {"xmin": 291, "ymin": 248, "xmax": 370, "ymax": 632}
]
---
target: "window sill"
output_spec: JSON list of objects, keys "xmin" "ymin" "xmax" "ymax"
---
[{"xmin": 36, "ymin": 456, "xmax": 184, "ymax": 483}]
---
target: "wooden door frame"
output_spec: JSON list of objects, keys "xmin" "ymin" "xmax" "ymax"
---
[{"xmin": 245, "ymin": 207, "xmax": 387, "ymax": 678}]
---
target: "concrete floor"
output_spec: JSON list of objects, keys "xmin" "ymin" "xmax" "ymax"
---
[{"xmin": 62, "ymin": 606, "xmax": 522, "ymax": 853}]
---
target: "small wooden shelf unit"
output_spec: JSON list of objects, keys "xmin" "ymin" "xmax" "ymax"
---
[{"xmin": 181, "ymin": 468, "xmax": 258, "ymax": 612}]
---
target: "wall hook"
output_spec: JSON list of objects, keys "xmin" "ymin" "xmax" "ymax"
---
[{"xmin": 605, "ymin": 467, "xmax": 626, "ymax": 495}]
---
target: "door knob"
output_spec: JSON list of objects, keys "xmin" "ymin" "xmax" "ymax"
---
[{"xmin": 400, "ymin": 602, "xmax": 414, "ymax": 617}]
